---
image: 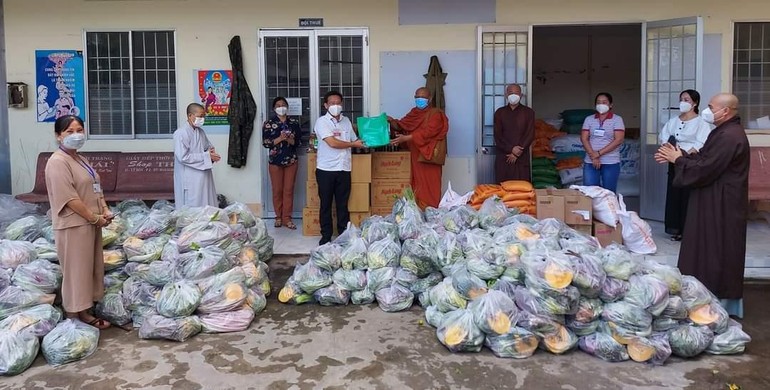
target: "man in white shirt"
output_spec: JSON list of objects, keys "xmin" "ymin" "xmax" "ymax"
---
[
  {"xmin": 173, "ymin": 103, "xmax": 221, "ymax": 208},
  {"xmin": 314, "ymin": 91, "xmax": 364, "ymax": 245}
]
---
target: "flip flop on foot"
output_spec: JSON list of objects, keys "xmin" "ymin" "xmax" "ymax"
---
[
  {"xmin": 80, "ymin": 313, "xmax": 111, "ymax": 330},
  {"xmin": 274, "ymin": 220, "xmax": 282, "ymax": 228},
  {"xmin": 285, "ymin": 221, "xmax": 297, "ymax": 230}
]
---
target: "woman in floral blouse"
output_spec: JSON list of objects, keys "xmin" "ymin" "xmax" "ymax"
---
[{"xmin": 262, "ymin": 97, "xmax": 301, "ymax": 229}]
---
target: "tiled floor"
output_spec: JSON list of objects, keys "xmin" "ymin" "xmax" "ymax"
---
[{"xmin": 267, "ymin": 217, "xmax": 770, "ymax": 278}]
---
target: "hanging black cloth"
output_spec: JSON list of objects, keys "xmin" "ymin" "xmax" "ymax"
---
[{"xmin": 227, "ymin": 36, "xmax": 257, "ymax": 168}]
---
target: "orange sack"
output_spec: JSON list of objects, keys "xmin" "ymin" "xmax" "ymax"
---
[
  {"xmin": 501, "ymin": 180, "xmax": 534, "ymax": 193},
  {"xmin": 502, "ymin": 191, "xmax": 536, "ymax": 202},
  {"xmin": 505, "ymin": 199, "xmax": 536, "ymax": 209}
]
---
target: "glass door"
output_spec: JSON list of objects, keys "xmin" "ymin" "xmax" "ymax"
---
[{"xmin": 640, "ymin": 17, "xmax": 702, "ymax": 221}]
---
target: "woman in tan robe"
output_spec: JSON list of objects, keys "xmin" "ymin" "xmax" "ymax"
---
[{"xmin": 45, "ymin": 115, "xmax": 114, "ymax": 329}]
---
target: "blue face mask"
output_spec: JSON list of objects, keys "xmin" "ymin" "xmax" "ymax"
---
[{"xmin": 415, "ymin": 98, "xmax": 429, "ymax": 110}]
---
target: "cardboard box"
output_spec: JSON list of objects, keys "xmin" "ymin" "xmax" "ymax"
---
[
  {"xmin": 302, "ymin": 207, "xmax": 322, "ymax": 236},
  {"xmin": 307, "ymin": 153, "xmax": 317, "ymax": 182},
  {"xmin": 349, "ymin": 183, "xmax": 370, "ymax": 212},
  {"xmin": 372, "ymin": 152, "xmax": 411, "ymax": 179},
  {"xmin": 593, "ymin": 220, "xmax": 623, "ymax": 247},
  {"xmin": 352, "ymin": 154, "xmax": 372, "ymax": 183},
  {"xmin": 350, "ymin": 212, "xmax": 371, "ymax": 227},
  {"xmin": 370, "ymin": 205, "xmax": 393, "ymax": 216},
  {"xmin": 371, "ymin": 179, "xmax": 411, "ymax": 207},
  {"xmin": 535, "ymin": 189, "xmax": 592, "ymax": 225},
  {"xmin": 306, "ymin": 181, "xmax": 320, "ymax": 208},
  {"xmin": 569, "ymin": 224, "xmax": 593, "ymax": 237}
]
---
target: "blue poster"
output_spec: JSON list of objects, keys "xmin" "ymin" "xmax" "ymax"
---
[{"xmin": 35, "ymin": 50, "xmax": 85, "ymax": 123}]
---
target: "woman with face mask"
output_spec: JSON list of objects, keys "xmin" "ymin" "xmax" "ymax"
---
[
  {"xmin": 580, "ymin": 92, "xmax": 626, "ymax": 193},
  {"xmin": 262, "ymin": 97, "xmax": 301, "ymax": 229},
  {"xmin": 44, "ymin": 115, "xmax": 114, "ymax": 330},
  {"xmin": 658, "ymin": 89, "xmax": 712, "ymax": 241}
]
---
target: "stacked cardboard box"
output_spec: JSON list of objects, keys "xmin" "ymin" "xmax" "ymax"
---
[
  {"xmin": 303, "ymin": 153, "xmax": 372, "ymax": 236},
  {"xmin": 535, "ymin": 189, "xmax": 593, "ymax": 235},
  {"xmin": 370, "ymin": 152, "xmax": 411, "ymax": 216}
]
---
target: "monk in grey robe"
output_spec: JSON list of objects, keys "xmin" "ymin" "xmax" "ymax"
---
[
  {"xmin": 494, "ymin": 84, "xmax": 535, "ymax": 183},
  {"xmin": 174, "ymin": 103, "xmax": 220, "ymax": 208},
  {"xmin": 656, "ymin": 93, "xmax": 750, "ymax": 317}
]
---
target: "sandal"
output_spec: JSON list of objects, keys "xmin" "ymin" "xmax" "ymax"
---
[
  {"xmin": 670, "ymin": 235, "xmax": 682, "ymax": 242},
  {"xmin": 274, "ymin": 220, "xmax": 282, "ymax": 228},
  {"xmin": 285, "ymin": 221, "xmax": 297, "ymax": 230},
  {"xmin": 83, "ymin": 315, "xmax": 111, "ymax": 330}
]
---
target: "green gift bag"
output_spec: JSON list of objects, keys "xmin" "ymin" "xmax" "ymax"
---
[{"xmin": 356, "ymin": 113, "xmax": 391, "ymax": 148}]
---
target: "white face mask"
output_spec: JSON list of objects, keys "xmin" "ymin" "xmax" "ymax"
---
[
  {"xmin": 61, "ymin": 133, "xmax": 86, "ymax": 150},
  {"xmin": 679, "ymin": 101, "xmax": 693, "ymax": 114},
  {"xmin": 507, "ymin": 94, "xmax": 521, "ymax": 105},
  {"xmin": 275, "ymin": 107, "xmax": 288, "ymax": 116},
  {"xmin": 327, "ymin": 105, "xmax": 343, "ymax": 117},
  {"xmin": 701, "ymin": 108, "xmax": 716, "ymax": 124},
  {"xmin": 193, "ymin": 117, "xmax": 205, "ymax": 128},
  {"xmin": 595, "ymin": 104, "xmax": 610, "ymax": 114}
]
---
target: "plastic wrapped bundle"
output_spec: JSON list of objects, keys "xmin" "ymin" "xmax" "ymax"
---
[
  {"xmin": 393, "ymin": 190, "xmax": 424, "ymax": 240},
  {"xmin": 572, "ymin": 296, "xmax": 602, "ymax": 323},
  {"xmin": 223, "ymin": 224, "xmax": 249, "ymax": 259},
  {"xmin": 351, "ymin": 288, "xmax": 375, "ymax": 305},
  {"xmin": 314, "ymin": 284, "xmax": 351, "ymax": 306},
  {"xmin": 434, "ymin": 232, "xmax": 464, "ymax": 276},
  {"xmin": 487, "ymin": 239, "xmax": 525, "ymax": 268},
  {"xmin": 333, "ymin": 269, "xmax": 367, "ymax": 292},
  {"xmin": 197, "ymin": 282, "xmax": 247, "ymax": 314},
  {"xmin": 424, "ymin": 207, "xmax": 446, "ymax": 225},
  {"xmin": 601, "ymin": 301, "xmax": 653, "ymax": 334},
  {"xmin": 458, "ymin": 229, "xmax": 494, "ymax": 259},
  {"xmin": 0, "ymin": 269, "xmax": 10, "ymax": 293},
  {"xmin": 224, "ymin": 202, "xmax": 258, "ymax": 228},
  {"xmin": 0, "ymin": 240, "xmax": 36, "ymax": 270},
  {"xmin": 706, "ymin": 325, "xmax": 751, "ymax": 355},
  {"xmin": 517, "ymin": 312, "xmax": 563, "ymax": 339},
  {"xmin": 173, "ymin": 206, "xmax": 227, "ymax": 229},
  {"xmin": 236, "ymin": 244, "xmax": 259, "ymax": 265},
  {"xmin": 131, "ymin": 306, "xmax": 158, "ymax": 329},
  {"xmin": 11, "ymin": 259, "xmax": 62, "ymax": 293},
  {"xmin": 425, "ymin": 305, "xmax": 446, "ymax": 328},
  {"xmin": 177, "ymin": 246, "xmax": 231, "ymax": 280},
  {"xmin": 366, "ymin": 267, "xmax": 397, "ymax": 293},
  {"xmin": 442, "ymin": 205, "xmax": 479, "ymax": 233},
  {"xmin": 94, "ymin": 293, "xmax": 131, "ymax": 326},
  {"xmin": 541, "ymin": 324, "xmax": 579, "ymax": 355},
  {"xmin": 122, "ymin": 235, "xmax": 170, "ymax": 263},
  {"xmin": 566, "ymin": 318, "xmax": 600, "ymax": 336},
  {"xmin": 668, "ymin": 324, "xmax": 714, "ymax": 358},
  {"xmin": 394, "ymin": 268, "xmax": 418, "ymax": 288},
  {"xmin": 122, "ymin": 277, "xmax": 161, "ymax": 311},
  {"xmin": 600, "ymin": 244, "xmax": 639, "ymax": 280},
  {"xmin": 241, "ymin": 261, "xmax": 268, "ymax": 289},
  {"xmin": 569, "ymin": 253, "xmax": 606, "ymax": 298},
  {"xmin": 599, "ymin": 277, "xmax": 630, "ymax": 303},
  {"xmin": 409, "ymin": 272, "xmax": 444, "ymax": 295},
  {"xmin": 367, "ymin": 238, "xmax": 401, "ymax": 270},
  {"xmin": 680, "ymin": 275, "xmax": 713, "ymax": 310},
  {"xmin": 103, "ymin": 270, "xmax": 127, "ymax": 294},
  {"xmin": 247, "ymin": 219, "xmax": 274, "ymax": 261},
  {"xmin": 639, "ymin": 260, "xmax": 683, "ymax": 294},
  {"xmin": 558, "ymin": 227, "xmax": 600, "ymax": 254},
  {"xmin": 0, "ymin": 286, "xmax": 53, "ymax": 320},
  {"xmin": 653, "ymin": 317, "xmax": 681, "ymax": 332},
  {"xmin": 124, "ymin": 261, "xmax": 178, "ymax": 287},
  {"xmin": 466, "ymin": 256, "xmax": 505, "ymax": 281},
  {"xmin": 150, "ymin": 199, "xmax": 174, "ymax": 213},
  {"xmin": 294, "ymin": 261, "xmax": 333, "ymax": 294},
  {"xmin": 375, "ymin": 283, "xmax": 414, "ymax": 312},
  {"xmin": 662, "ymin": 296, "xmax": 688, "ymax": 319},
  {"xmin": 32, "ymin": 238, "xmax": 58, "ymax": 262},
  {"xmin": 42, "ymin": 319, "xmax": 99, "ymax": 366},
  {"xmin": 129, "ymin": 209, "xmax": 174, "ymax": 239},
  {"xmin": 451, "ymin": 264, "xmax": 488, "ymax": 301},
  {"xmin": 245, "ymin": 287, "xmax": 267, "ymax": 314},
  {"xmin": 331, "ymin": 223, "xmax": 361, "ymax": 250},
  {"xmin": 176, "ymin": 221, "xmax": 232, "ymax": 253},
  {"xmin": 436, "ymin": 309, "xmax": 485, "ymax": 353},
  {"xmin": 490, "ymin": 279, "xmax": 518, "ymax": 300},
  {"xmin": 361, "ymin": 217, "xmax": 398, "ymax": 245},
  {"xmin": 428, "ymin": 278, "xmax": 467, "ymax": 313},
  {"xmin": 478, "ymin": 196, "xmax": 508, "ymax": 229},
  {"xmin": 0, "ymin": 329, "xmax": 39, "ymax": 376},
  {"xmin": 647, "ymin": 332, "xmax": 673, "ymax": 365},
  {"xmin": 688, "ymin": 301, "xmax": 729, "ymax": 334},
  {"xmin": 3, "ymin": 216, "xmax": 43, "ymax": 242},
  {"xmin": 340, "ymin": 236, "xmax": 368, "ymax": 271},
  {"xmin": 277, "ymin": 277, "xmax": 313, "ymax": 305},
  {"xmin": 309, "ymin": 243, "xmax": 342, "ymax": 272},
  {"xmin": 625, "ymin": 274, "xmax": 670, "ymax": 316},
  {"xmin": 468, "ymin": 290, "xmax": 519, "ymax": 336},
  {"xmin": 400, "ymin": 231, "xmax": 440, "ymax": 277},
  {"xmin": 199, "ymin": 308, "xmax": 255, "ymax": 333},
  {"xmin": 156, "ymin": 281, "xmax": 202, "ymax": 318},
  {"xmin": 484, "ymin": 327, "xmax": 539, "ymax": 359},
  {"xmin": 578, "ymin": 332, "xmax": 629, "ymax": 362},
  {"xmin": 138, "ymin": 315, "xmax": 202, "ymax": 342},
  {"xmin": 103, "ymin": 249, "xmax": 127, "ymax": 272},
  {"xmin": 196, "ymin": 267, "xmax": 246, "ymax": 292},
  {"xmin": 0, "ymin": 304, "xmax": 62, "ymax": 337}
]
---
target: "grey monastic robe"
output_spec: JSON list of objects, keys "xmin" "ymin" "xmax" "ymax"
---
[{"xmin": 173, "ymin": 123, "xmax": 217, "ymax": 208}]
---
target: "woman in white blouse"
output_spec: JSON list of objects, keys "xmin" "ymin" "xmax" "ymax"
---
[{"xmin": 659, "ymin": 89, "xmax": 713, "ymax": 241}]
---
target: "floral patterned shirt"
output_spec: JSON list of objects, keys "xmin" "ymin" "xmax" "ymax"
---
[{"xmin": 262, "ymin": 116, "xmax": 300, "ymax": 167}]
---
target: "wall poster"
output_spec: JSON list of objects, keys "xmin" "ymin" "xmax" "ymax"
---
[
  {"xmin": 35, "ymin": 50, "xmax": 85, "ymax": 123},
  {"xmin": 196, "ymin": 70, "xmax": 233, "ymax": 126}
]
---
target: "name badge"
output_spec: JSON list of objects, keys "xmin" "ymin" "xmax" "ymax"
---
[
  {"xmin": 93, "ymin": 183, "xmax": 102, "ymax": 193},
  {"xmin": 593, "ymin": 129, "xmax": 606, "ymax": 137}
]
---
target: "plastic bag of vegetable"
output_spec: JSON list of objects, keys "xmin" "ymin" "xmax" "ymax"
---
[
  {"xmin": 277, "ymin": 276, "xmax": 313, "ymax": 305},
  {"xmin": 395, "ymin": 268, "xmax": 418, "ymax": 288},
  {"xmin": 32, "ymin": 238, "xmax": 58, "ymax": 262},
  {"xmin": 123, "ymin": 235, "xmax": 170, "ymax": 263},
  {"xmin": 117, "ymin": 199, "xmax": 148, "ymax": 213},
  {"xmin": 41, "ymin": 319, "xmax": 99, "ymax": 366},
  {"xmin": 130, "ymin": 305, "xmax": 157, "ymax": 329},
  {"xmin": 309, "ymin": 243, "xmax": 342, "ymax": 272},
  {"xmin": 599, "ymin": 277, "xmax": 630, "ymax": 303},
  {"xmin": 129, "ymin": 209, "xmax": 174, "ymax": 239},
  {"xmin": 466, "ymin": 255, "xmax": 505, "ymax": 281},
  {"xmin": 458, "ymin": 229, "xmax": 494, "ymax": 259},
  {"xmin": 361, "ymin": 217, "xmax": 398, "ymax": 245},
  {"xmin": 574, "ymin": 297, "xmax": 603, "ymax": 323},
  {"xmin": 566, "ymin": 318, "xmax": 600, "ymax": 336},
  {"xmin": 0, "ymin": 269, "xmax": 9, "ymax": 293},
  {"xmin": 294, "ymin": 260, "xmax": 333, "ymax": 294},
  {"xmin": 653, "ymin": 317, "xmax": 681, "ymax": 332},
  {"xmin": 569, "ymin": 253, "xmax": 606, "ymax": 298},
  {"xmin": 424, "ymin": 207, "xmax": 446, "ymax": 224},
  {"xmin": 540, "ymin": 324, "xmax": 579, "ymax": 355},
  {"xmin": 138, "ymin": 315, "xmax": 202, "ymax": 342},
  {"xmin": 400, "ymin": 229, "xmax": 440, "ymax": 277},
  {"xmin": 688, "ymin": 301, "xmax": 729, "ymax": 333},
  {"xmin": 340, "ymin": 236, "xmax": 367, "ymax": 271},
  {"xmin": 0, "ymin": 286, "xmax": 53, "ymax": 320},
  {"xmin": 333, "ymin": 269, "xmax": 367, "ymax": 292},
  {"xmin": 199, "ymin": 308, "xmax": 255, "ymax": 333},
  {"xmin": 521, "ymin": 249, "xmax": 574, "ymax": 290},
  {"xmin": 94, "ymin": 293, "xmax": 131, "ymax": 326},
  {"xmin": 0, "ymin": 329, "xmax": 39, "ymax": 375},
  {"xmin": 668, "ymin": 323, "xmax": 714, "ymax": 358},
  {"xmin": 367, "ymin": 238, "xmax": 401, "ymax": 269},
  {"xmin": 235, "ymin": 244, "xmax": 259, "ymax": 265},
  {"xmin": 451, "ymin": 264, "xmax": 488, "ymax": 300},
  {"xmin": 442, "ymin": 205, "xmax": 479, "ymax": 233},
  {"xmin": 351, "ymin": 288, "xmax": 375, "ymax": 305},
  {"xmin": 479, "ymin": 196, "xmax": 508, "ymax": 229},
  {"xmin": 601, "ymin": 301, "xmax": 653, "ymax": 334},
  {"xmin": 3, "ymin": 215, "xmax": 43, "ymax": 242},
  {"xmin": 490, "ymin": 279, "xmax": 518, "ymax": 300},
  {"xmin": 156, "ymin": 280, "xmax": 202, "ymax": 318},
  {"xmin": 198, "ymin": 282, "xmax": 247, "ymax": 314},
  {"xmin": 435, "ymin": 232, "xmax": 464, "ymax": 276},
  {"xmin": 366, "ymin": 267, "xmax": 397, "ymax": 293},
  {"xmin": 173, "ymin": 205, "xmax": 227, "ymax": 228},
  {"xmin": 245, "ymin": 287, "xmax": 267, "ymax": 314},
  {"xmin": 249, "ymin": 223, "xmax": 275, "ymax": 263},
  {"xmin": 0, "ymin": 240, "xmax": 36, "ymax": 270},
  {"xmin": 124, "ymin": 261, "xmax": 178, "ymax": 287},
  {"xmin": 311, "ymin": 282, "xmax": 350, "ymax": 307},
  {"xmin": 0, "ymin": 304, "xmax": 62, "ymax": 337},
  {"xmin": 680, "ymin": 275, "xmax": 713, "ymax": 310},
  {"xmin": 0, "ymin": 195, "xmax": 39, "ymax": 230},
  {"xmin": 706, "ymin": 325, "xmax": 751, "ymax": 355},
  {"xmin": 121, "ymin": 277, "xmax": 160, "ymax": 311},
  {"xmin": 558, "ymin": 226, "xmax": 600, "ymax": 254},
  {"xmin": 224, "ymin": 202, "xmax": 257, "ymax": 228},
  {"xmin": 332, "ymin": 222, "xmax": 360, "ymax": 249},
  {"xmin": 600, "ymin": 244, "xmax": 639, "ymax": 280},
  {"xmin": 11, "ymin": 259, "xmax": 62, "ymax": 294},
  {"xmin": 241, "ymin": 261, "xmax": 268, "ymax": 289},
  {"xmin": 517, "ymin": 311, "xmax": 562, "ymax": 338},
  {"xmin": 177, "ymin": 246, "xmax": 231, "ymax": 281},
  {"xmin": 428, "ymin": 278, "xmax": 467, "ymax": 313},
  {"xmin": 485, "ymin": 327, "xmax": 539, "ymax": 359},
  {"xmin": 578, "ymin": 332, "xmax": 629, "ymax": 362},
  {"xmin": 639, "ymin": 260, "xmax": 683, "ymax": 295},
  {"xmin": 393, "ymin": 188, "xmax": 425, "ymax": 241},
  {"xmin": 660, "ymin": 298, "xmax": 687, "ymax": 321},
  {"xmin": 437, "ymin": 309, "xmax": 484, "ymax": 352},
  {"xmin": 468, "ymin": 290, "xmax": 519, "ymax": 336},
  {"xmin": 150, "ymin": 199, "xmax": 174, "ymax": 212},
  {"xmin": 409, "ymin": 272, "xmax": 444, "ymax": 295},
  {"xmin": 223, "ymin": 224, "xmax": 249, "ymax": 259},
  {"xmin": 533, "ymin": 218, "xmax": 565, "ymax": 238},
  {"xmin": 375, "ymin": 283, "xmax": 414, "ymax": 312},
  {"xmin": 103, "ymin": 249, "xmax": 127, "ymax": 272},
  {"xmin": 177, "ymin": 221, "xmax": 232, "ymax": 253},
  {"xmin": 625, "ymin": 274, "xmax": 669, "ymax": 316},
  {"xmin": 425, "ymin": 305, "xmax": 446, "ymax": 328}
]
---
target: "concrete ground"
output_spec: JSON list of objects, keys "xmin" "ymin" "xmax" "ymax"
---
[{"xmin": 4, "ymin": 255, "xmax": 769, "ymax": 390}]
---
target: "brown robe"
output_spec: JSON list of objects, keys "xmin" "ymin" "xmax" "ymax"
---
[
  {"xmin": 45, "ymin": 150, "xmax": 105, "ymax": 312},
  {"xmin": 494, "ymin": 104, "xmax": 535, "ymax": 183},
  {"xmin": 673, "ymin": 116, "xmax": 749, "ymax": 299},
  {"xmin": 395, "ymin": 107, "xmax": 449, "ymax": 209}
]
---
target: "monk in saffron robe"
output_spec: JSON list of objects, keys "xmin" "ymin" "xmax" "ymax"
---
[
  {"xmin": 494, "ymin": 84, "xmax": 535, "ymax": 183},
  {"xmin": 388, "ymin": 87, "xmax": 449, "ymax": 209},
  {"xmin": 655, "ymin": 93, "xmax": 749, "ymax": 318}
]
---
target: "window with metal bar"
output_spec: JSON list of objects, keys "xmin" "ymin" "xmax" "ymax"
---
[
  {"xmin": 733, "ymin": 22, "xmax": 770, "ymax": 129},
  {"xmin": 481, "ymin": 31, "xmax": 528, "ymax": 147},
  {"xmin": 85, "ymin": 30, "xmax": 177, "ymax": 138},
  {"xmin": 318, "ymin": 35, "xmax": 365, "ymax": 122}
]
